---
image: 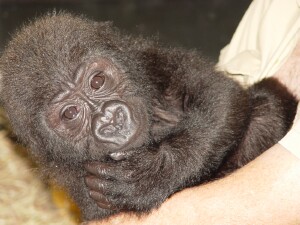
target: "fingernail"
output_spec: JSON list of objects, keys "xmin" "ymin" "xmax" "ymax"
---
[{"xmin": 110, "ymin": 152, "xmax": 126, "ymax": 161}]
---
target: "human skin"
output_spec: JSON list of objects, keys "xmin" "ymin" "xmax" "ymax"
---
[
  {"xmin": 86, "ymin": 41, "xmax": 300, "ymax": 225},
  {"xmin": 88, "ymin": 143, "xmax": 300, "ymax": 225}
]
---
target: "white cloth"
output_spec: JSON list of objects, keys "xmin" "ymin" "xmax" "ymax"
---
[
  {"xmin": 217, "ymin": 0, "xmax": 300, "ymax": 158},
  {"xmin": 217, "ymin": 0, "xmax": 300, "ymax": 86}
]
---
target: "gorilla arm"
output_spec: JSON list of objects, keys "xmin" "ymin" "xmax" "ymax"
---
[{"xmin": 83, "ymin": 49, "xmax": 249, "ymax": 212}]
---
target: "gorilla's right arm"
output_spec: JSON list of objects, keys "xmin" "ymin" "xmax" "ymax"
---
[{"xmin": 83, "ymin": 48, "xmax": 249, "ymax": 212}]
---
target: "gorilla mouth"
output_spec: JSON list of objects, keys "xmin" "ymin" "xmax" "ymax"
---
[{"xmin": 92, "ymin": 101, "xmax": 138, "ymax": 148}]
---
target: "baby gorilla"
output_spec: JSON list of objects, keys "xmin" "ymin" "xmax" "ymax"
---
[{"xmin": 0, "ymin": 13, "xmax": 297, "ymax": 221}]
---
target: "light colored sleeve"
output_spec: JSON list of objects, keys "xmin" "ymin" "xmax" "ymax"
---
[{"xmin": 217, "ymin": 0, "xmax": 300, "ymax": 86}]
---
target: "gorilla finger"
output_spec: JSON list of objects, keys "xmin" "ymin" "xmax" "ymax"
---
[
  {"xmin": 109, "ymin": 150, "xmax": 137, "ymax": 161},
  {"xmin": 84, "ymin": 162, "xmax": 115, "ymax": 177},
  {"xmin": 85, "ymin": 176, "xmax": 125, "ymax": 196},
  {"xmin": 84, "ymin": 162, "xmax": 131, "ymax": 181},
  {"xmin": 89, "ymin": 190, "xmax": 118, "ymax": 210},
  {"xmin": 84, "ymin": 175, "xmax": 105, "ymax": 192}
]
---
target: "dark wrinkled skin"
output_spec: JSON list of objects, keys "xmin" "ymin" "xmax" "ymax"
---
[{"xmin": 0, "ymin": 12, "xmax": 297, "ymax": 221}]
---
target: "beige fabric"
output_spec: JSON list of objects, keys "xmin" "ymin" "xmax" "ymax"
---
[
  {"xmin": 217, "ymin": 0, "xmax": 300, "ymax": 158},
  {"xmin": 217, "ymin": 0, "xmax": 300, "ymax": 86}
]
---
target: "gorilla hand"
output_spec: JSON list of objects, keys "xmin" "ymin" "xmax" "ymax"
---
[{"xmin": 84, "ymin": 147, "xmax": 173, "ymax": 212}]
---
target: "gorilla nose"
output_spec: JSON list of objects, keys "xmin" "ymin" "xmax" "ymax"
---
[{"xmin": 91, "ymin": 101, "xmax": 137, "ymax": 148}]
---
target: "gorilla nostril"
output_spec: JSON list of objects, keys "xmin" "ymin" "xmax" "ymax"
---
[
  {"xmin": 99, "ymin": 113, "xmax": 112, "ymax": 123},
  {"xmin": 91, "ymin": 100, "xmax": 137, "ymax": 148}
]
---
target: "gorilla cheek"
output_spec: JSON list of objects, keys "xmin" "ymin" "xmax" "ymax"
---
[{"xmin": 91, "ymin": 100, "xmax": 138, "ymax": 149}]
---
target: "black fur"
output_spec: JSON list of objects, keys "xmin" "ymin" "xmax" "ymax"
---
[{"xmin": 0, "ymin": 12, "xmax": 297, "ymax": 221}]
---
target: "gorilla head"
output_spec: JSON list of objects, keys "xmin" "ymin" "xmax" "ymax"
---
[{"xmin": 0, "ymin": 13, "xmax": 153, "ymax": 162}]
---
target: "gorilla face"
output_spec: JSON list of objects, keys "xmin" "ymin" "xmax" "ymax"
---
[{"xmin": 46, "ymin": 57, "xmax": 149, "ymax": 158}]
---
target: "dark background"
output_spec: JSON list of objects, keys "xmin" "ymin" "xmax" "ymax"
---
[{"xmin": 0, "ymin": 0, "xmax": 251, "ymax": 61}]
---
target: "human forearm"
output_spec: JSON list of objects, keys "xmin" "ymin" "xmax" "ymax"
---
[
  {"xmin": 87, "ymin": 143, "xmax": 300, "ymax": 225},
  {"xmin": 186, "ymin": 144, "xmax": 300, "ymax": 225}
]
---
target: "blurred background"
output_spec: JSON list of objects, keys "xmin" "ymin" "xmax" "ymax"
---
[
  {"xmin": 0, "ymin": 0, "xmax": 251, "ymax": 61},
  {"xmin": 0, "ymin": 1, "xmax": 252, "ymax": 224}
]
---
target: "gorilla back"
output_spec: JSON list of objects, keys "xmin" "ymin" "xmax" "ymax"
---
[{"xmin": 0, "ymin": 13, "xmax": 297, "ymax": 220}]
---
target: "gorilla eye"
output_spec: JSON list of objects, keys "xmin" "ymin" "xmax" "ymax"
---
[
  {"xmin": 63, "ymin": 106, "xmax": 79, "ymax": 120},
  {"xmin": 91, "ymin": 73, "xmax": 105, "ymax": 90}
]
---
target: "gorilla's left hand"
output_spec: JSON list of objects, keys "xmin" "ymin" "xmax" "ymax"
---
[{"xmin": 84, "ymin": 148, "xmax": 173, "ymax": 212}]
